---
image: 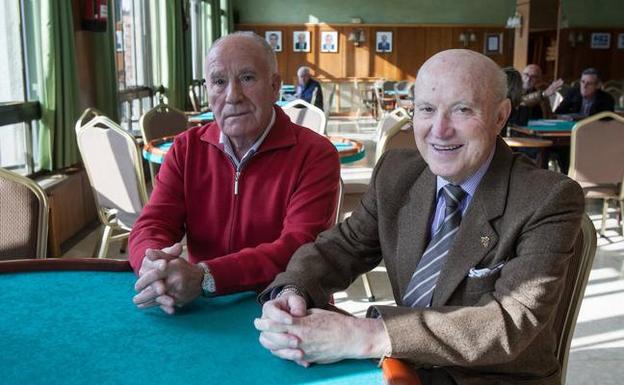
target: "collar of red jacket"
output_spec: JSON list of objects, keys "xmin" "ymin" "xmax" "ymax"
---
[{"xmin": 199, "ymin": 106, "xmax": 297, "ymax": 154}]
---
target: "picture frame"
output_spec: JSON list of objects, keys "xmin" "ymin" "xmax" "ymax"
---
[
  {"xmin": 619, "ymin": 33, "xmax": 624, "ymax": 49},
  {"xmin": 484, "ymin": 33, "xmax": 502, "ymax": 55},
  {"xmin": 265, "ymin": 30, "xmax": 282, "ymax": 52},
  {"xmin": 320, "ymin": 31, "xmax": 338, "ymax": 53},
  {"xmin": 590, "ymin": 33, "xmax": 611, "ymax": 49},
  {"xmin": 375, "ymin": 31, "xmax": 393, "ymax": 53},
  {"xmin": 293, "ymin": 31, "xmax": 311, "ymax": 53}
]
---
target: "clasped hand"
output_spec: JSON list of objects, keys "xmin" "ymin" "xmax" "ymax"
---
[
  {"xmin": 254, "ymin": 293, "xmax": 390, "ymax": 367},
  {"xmin": 132, "ymin": 243, "xmax": 203, "ymax": 314}
]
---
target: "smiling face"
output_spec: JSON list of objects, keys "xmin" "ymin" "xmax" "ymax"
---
[
  {"xmin": 412, "ymin": 50, "xmax": 510, "ymax": 184},
  {"xmin": 206, "ymin": 36, "xmax": 280, "ymax": 148}
]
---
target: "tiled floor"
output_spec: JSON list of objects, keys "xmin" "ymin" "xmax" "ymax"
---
[{"xmin": 65, "ymin": 116, "xmax": 624, "ymax": 383}]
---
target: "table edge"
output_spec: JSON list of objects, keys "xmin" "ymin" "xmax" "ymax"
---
[{"xmin": 0, "ymin": 258, "xmax": 132, "ymax": 273}]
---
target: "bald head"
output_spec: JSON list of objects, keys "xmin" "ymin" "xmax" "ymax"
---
[
  {"xmin": 521, "ymin": 64, "xmax": 543, "ymax": 91},
  {"xmin": 208, "ymin": 32, "xmax": 278, "ymax": 75},
  {"xmin": 412, "ymin": 49, "xmax": 511, "ymax": 184},
  {"xmin": 416, "ymin": 49, "xmax": 507, "ymax": 103}
]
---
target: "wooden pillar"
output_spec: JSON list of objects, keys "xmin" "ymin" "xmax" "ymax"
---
[{"xmin": 513, "ymin": 0, "xmax": 531, "ymax": 70}]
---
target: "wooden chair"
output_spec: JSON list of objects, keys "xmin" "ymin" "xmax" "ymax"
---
[
  {"xmin": 282, "ymin": 99, "xmax": 327, "ymax": 135},
  {"xmin": 380, "ymin": 213, "xmax": 596, "ymax": 385},
  {"xmin": 188, "ymin": 80, "xmax": 209, "ymax": 112},
  {"xmin": 568, "ymin": 111, "xmax": 624, "ymax": 235},
  {"xmin": 139, "ymin": 103, "xmax": 188, "ymax": 185},
  {"xmin": 75, "ymin": 108, "xmax": 149, "ymax": 258},
  {"xmin": 0, "ymin": 167, "xmax": 49, "ymax": 259}
]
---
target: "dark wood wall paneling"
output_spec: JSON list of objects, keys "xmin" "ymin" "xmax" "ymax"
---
[
  {"xmin": 557, "ymin": 28, "xmax": 624, "ymax": 82},
  {"xmin": 238, "ymin": 24, "xmax": 513, "ymax": 84}
]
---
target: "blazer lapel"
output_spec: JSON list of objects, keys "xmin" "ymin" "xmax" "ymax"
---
[
  {"xmin": 432, "ymin": 137, "xmax": 514, "ymax": 306},
  {"xmin": 394, "ymin": 168, "xmax": 436, "ymax": 303}
]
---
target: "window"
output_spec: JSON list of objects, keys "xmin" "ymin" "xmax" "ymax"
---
[
  {"xmin": 114, "ymin": 0, "xmax": 153, "ymax": 133},
  {"xmin": 0, "ymin": 0, "xmax": 41, "ymax": 175}
]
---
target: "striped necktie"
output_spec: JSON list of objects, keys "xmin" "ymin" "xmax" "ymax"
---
[{"xmin": 402, "ymin": 184, "xmax": 466, "ymax": 308}]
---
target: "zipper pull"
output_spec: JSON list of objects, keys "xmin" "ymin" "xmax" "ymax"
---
[{"xmin": 234, "ymin": 171, "xmax": 240, "ymax": 195}]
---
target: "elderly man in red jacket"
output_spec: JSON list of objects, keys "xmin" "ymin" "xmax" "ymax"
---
[{"xmin": 129, "ymin": 32, "xmax": 340, "ymax": 314}]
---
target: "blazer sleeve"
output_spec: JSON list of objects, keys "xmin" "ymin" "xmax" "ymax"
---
[
  {"xmin": 259, "ymin": 152, "xmax": 394, "ymax": 306},
  {"xmin": 371, "ymin": 177, "xmax": 585, "ymax": 367}
]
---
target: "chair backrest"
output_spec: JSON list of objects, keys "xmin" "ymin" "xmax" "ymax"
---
[
  {"xmin": 375, "ymin": 109, "xmax": 414, "ymax": 162},
  {"xmin": 188, "ymin": 80, "xmax": 208, "ymax": 112},
  {"xmin": 75, "ymin": 109, "xmax": 148, "ymax": 229},
  {"xmin": 374, "ymin": 106, "xmax": 410, "ymax": 143},
  {"xmin": 554, "ymin": 213, "xmax": 597, "ymax": 384},
  {"xmin": 0, "ymin": 168, "xmax": 49, "ymax": 259},
  {"xmin": 139, "ymin": 103, "xmax": 188, "ymax": 144},
  {"xmin": 323, "ymin": 83, "xmax": 337, "ymax": 118},
  {"xmin": 281, "ymin": 99, "xmax": 327, "ymax": 135},
  {"xmin": 568, "ymin": 112, "xmax": 624, "ymax": 192}
]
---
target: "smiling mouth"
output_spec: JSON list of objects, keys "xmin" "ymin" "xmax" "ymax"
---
[{"xmin": 432, "ymin": 144, "xmax": 463, "ymax": 151}]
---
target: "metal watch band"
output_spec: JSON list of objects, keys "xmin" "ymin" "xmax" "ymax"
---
[{"xmin": 197, "ymin": 262, "xmax": 216, "ymax": 296}]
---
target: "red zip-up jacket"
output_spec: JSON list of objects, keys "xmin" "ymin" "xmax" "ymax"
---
[{"xmin": 128, "ymin": 107, "xmax": 340, "ymax": 294}]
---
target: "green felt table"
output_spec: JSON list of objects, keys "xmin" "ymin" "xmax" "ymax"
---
[
  {"xmin": 0, "ymin": 259, "xmax": 383, "ymax": 385},
  {"xmin": 510, "ymin": 119, "xmax": 576, "ymax": 147}
]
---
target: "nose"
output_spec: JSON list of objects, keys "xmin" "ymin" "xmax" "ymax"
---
[
  {"xmin": 225, "ymin": 79, "xmax": 243, "ymax": 104},
  {"xmin": 431, "ymin": 112, "xmax": 454, "ymax": 139}
]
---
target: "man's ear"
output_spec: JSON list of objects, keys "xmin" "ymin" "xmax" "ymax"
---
[
  {"xmin": 271, "ymin": 73, "xmax": 282, "ymax": 102},
  {"xmin": 495, "ymin": 98, "xmax": 512, "ymax": 131}
]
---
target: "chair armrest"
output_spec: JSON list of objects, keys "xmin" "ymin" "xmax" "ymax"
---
[{"xmin": 382, "ymin": 357, "xmax": 422, "ymax": 385}]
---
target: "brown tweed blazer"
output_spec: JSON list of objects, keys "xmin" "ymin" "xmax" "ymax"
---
[{"xmin": 262, "ymin": 137, "xmax": 585, "ymax": 385}]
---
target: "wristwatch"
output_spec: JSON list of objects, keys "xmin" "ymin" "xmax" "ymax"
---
[{"xmin": 197, "ymin": 262, "xmax": 216, "ymax": 296}]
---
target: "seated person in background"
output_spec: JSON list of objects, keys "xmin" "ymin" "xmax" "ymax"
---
[
  {"xmin": 510, "ymin": 64, "xmax": 563, "ymax": 125},
  {"xmin": 129, "ymin": 32, "xmax": 340, "ymax": 314},
  {"xmin": 254, "ymin": 49, "xmax": 584, "ymax": 385},
  {"xmin": 294, "ymin": 66, "xmax": 324, "ymax": 110},
  {"xmin": 555, "ymin": 67, "xmax": 615, "ymax": 118}
]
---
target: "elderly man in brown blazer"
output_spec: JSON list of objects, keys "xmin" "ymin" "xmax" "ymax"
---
[{"xmin": 254, "ymin": 49, "xmax": 585, "ymax": 385}]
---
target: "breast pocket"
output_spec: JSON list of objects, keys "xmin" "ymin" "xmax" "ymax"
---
[{"xmin": 453, "ymin": 270, "xmax": 502, "ymax": 306}]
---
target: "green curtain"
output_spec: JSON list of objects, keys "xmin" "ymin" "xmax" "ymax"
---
[
  {"xmin": 151, "ymin": 0, "xmax": 191, "ymax": 110},
  {"xmin": 91, "ymin": 3, "xmax": 120, "ymax": 122},
  {"xmin": 37, "ymin": 1, "xmax": 81, "ymax": 170}
]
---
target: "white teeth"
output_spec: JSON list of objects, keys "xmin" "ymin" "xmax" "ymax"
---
[{"xmin": 432, "ymin": 144, "xmax": 462, "ymax": 151}]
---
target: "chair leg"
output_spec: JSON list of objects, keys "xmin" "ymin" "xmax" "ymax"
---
[
  {"xmin": 97, "ymin": 225, "xmax": 113, "ymax": 259},
  {"xmin": 601, "ymin": 199, "xmax": 609, "ymax": 236},
  {"xmin": 361, "ymin": 273, "xmax": 376, "ymax": 302}
]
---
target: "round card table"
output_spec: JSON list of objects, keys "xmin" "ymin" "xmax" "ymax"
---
[
  {"xmin": 143, "ymin": 135, "xmax": 366, "ymax": 165},
  {"xmin": 1, "ymin": 258, "xmax": 387, "ymax": 385}
]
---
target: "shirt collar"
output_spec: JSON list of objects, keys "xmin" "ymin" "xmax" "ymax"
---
[
  {"xmin": 436, "ymin": 145, "xmax": 496, "ymax": 199},
  {"xmin": 219, "ymin": 108, "xmax": 276, "ymax": 164}
]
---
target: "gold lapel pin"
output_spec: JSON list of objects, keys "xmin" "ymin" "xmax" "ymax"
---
[{"xmin": 480, "ymin": 236, "xmax": 490, "ymax": 248}]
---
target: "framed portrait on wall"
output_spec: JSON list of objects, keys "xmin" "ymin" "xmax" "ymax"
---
[
  {"xmin": 293, "ymin": 31, "xmax": 311, "ymax": 52},
  {"xmin": 376, "ymin": 31, "xmax": 393, "ymax": 53},
  {"xmin": 484, "ymin": 33, "xmax": 502, "ymax": 55},
  {"xmin": 590, "ymin": 33, "xmax": 611, "ymax": 49},
  {"xmin": 320, "ymin": 31, "xmax": 338, "ymax": 53},
  {"xmin": 265, "ymin": 31, "xmax": 282, "ymax": 52},
  {"xmin": 619, "ymin": 33, "xmax": 624, "ymax": 49}
]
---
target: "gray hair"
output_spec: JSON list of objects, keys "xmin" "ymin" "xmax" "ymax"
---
[
  {"xmin": 581, "ymin": 67, "xmax": 600, "ymax": 81},
  {"xmin": 297, "ymin": 66, "xmax": 311, "ymax": 76},
  {"xmin": 208, "ymin": 32, "xmax": 278, "ymax": 74}
]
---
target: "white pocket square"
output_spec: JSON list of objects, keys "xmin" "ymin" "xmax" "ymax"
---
[{"xmin": 468, "ymin": 262, "xmax": 505, "ymax": 278}]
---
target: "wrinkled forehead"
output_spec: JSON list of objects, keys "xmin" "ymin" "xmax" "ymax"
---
[
  {"xmin": 581, "ymin": 74, "xmax": 598, "ymax": 84},
  {"xmin": 207, "ymin": 42, "xmax": 267, "ymax": 74}
]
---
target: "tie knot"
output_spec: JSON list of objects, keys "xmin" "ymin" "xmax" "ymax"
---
[{"xmin": 442, "ymin": 184, "xmax": 466, "ymax": 210}]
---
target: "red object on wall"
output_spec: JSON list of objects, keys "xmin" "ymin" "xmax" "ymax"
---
[{"xmin": 81, "ymin": 0, "xmax": 108, "ymax": 32}]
